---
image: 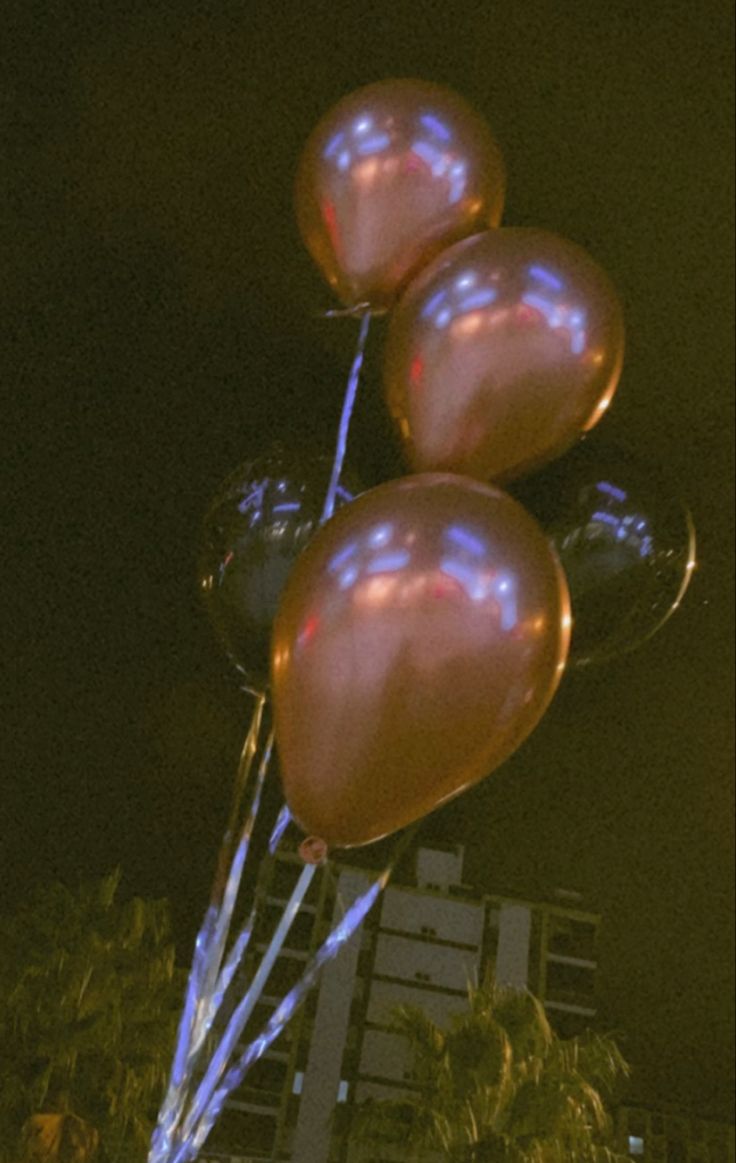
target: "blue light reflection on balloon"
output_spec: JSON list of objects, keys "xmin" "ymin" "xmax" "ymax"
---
[
  {"xmin": 236, "ymin": 484, "xmax": 265, "ymax": 517},
  {"xmin": 513, "ymin": 442, "xmax": 696, "ymax": 667},
  {"xmin": 519, "ymin": 263, "xmax": 589, "ymax": 355},
  {"xmin": 439, "ymin": 558, "xmax": 488, "ymax": 602},
  {"xmin": 445, "ymin": 523, "xmax": 487, "ymax": 557},
  {"xmin": 422, "ymin": 288, "xmax": 448, "ymax": 319},
  {"xmin": 495, "ymin": 574, "xmax": 518, "ymax": 631},
  {"xmin": 200, "ymin": 447, "xmax": 362, "ymax": 688},
  {"xmin": 338, "ymin": 565, "xmax": 359, "ymax": 590},
  {"xmin": 458, "ymin": 287, "xmax": 497, "ymax": 311},
  {"xmin": 368, "ymin": 522, "xmax": 393, "ymax": 548},
  {"xmin": 422, "ymin": 271, "xmax": 499, "ymax": 329},
  {"xmin": 320, "ymin": 103, "xmax": 468, "ymax": 207},
  {"xmin": 437, "ymin": 558, "xmax": 518, "ymax": 627},
  {"xmin": 302, "ymin": 506, "xmax": 529, "ymax": 638},
  {"xmin": 597, "ymin": 480, "xmax": 628, "ymax": 503},
  {"xmin": 323, "ymin": 130, "xmax": 346, "ymax": 159},
  {"xmin": 591, "ymin": 510, "xmax": 620, "ymax": 527},
  {"xmin": 436, "ymin": 306, "xmax": 452, "ymax": 328},
  {"xmin": 356, "ymin": 132, "xmax": 391, "ymax": 156},
  {"xmin": 582, "ymin": 478, "xmax": 654, "ymax": 561},
  {"xmin": 365, "ymin": 550, "xmax": 411, "ymax": 575},
  {"xmin": 328, "ymin": 540, "xmax": 359, "ymax": 573},
  {"xmin": 528, "ymin": 263, "xmax": 563, "ymax": 291},
  {"xmin": 420, "ymin": 112, "xmax": 452, "ymax": 141}
]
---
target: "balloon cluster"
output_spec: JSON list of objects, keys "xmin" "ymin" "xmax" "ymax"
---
[{"xmin": 200, "ymin": 79, "xmax": 695, "ymax": 851}]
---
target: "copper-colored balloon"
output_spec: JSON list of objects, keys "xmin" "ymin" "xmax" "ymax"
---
[
  {"xmin": 384, "ymin": 228, "xmax": 625, "ymax": 484},
  {"xmin": 271, "ymin": 475, "xmax": 570, "ymax": 848},
  {"xmin": 295, "ymin": 79, "xmax": 506, "ymax": 309}
]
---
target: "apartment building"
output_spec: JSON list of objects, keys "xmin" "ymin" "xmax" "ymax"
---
[
  {"xmin": 617, "ymin": 1104, "xmax": 735, "ymax": 1163},
  {"xmin": 202, "ymin": 843, "xmax": 600, "ymax": 1162}
]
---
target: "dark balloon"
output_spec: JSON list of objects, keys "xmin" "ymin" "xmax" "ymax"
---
[
  {"xmin": 512, "ymin": 442, "xmax": 696, "ymax": 667},
  {"xmin": 198, "ymin": 446, "xmax": 360, "ymax": 689}
]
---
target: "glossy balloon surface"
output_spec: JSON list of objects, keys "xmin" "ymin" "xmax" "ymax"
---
[
  {"xmin": 271, "ymin": 474, "xmax": 570, "ymax": 848},
  {"xmin": 199, "ymin": 447, "xmax": 359, "ymax": 688},
  {"xmin": 384, "ymin": 228, "xmax": 625, "ymax": 483},
  {"xmin": 295, "ymin": 79, "xmax": 506, "ymax": 308},
  {"xmin": 512, "ymin": 442, "xmax": 696, "ymax": 666}
]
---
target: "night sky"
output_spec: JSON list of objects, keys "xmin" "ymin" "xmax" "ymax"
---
[{"xmin": 4, "ymin": 0, "xmax": 734, "ymax": 1124}]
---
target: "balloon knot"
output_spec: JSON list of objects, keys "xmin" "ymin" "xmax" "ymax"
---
[{"xmin": 298, "ymin": 836, "xmax": 329, "ymax": 866}]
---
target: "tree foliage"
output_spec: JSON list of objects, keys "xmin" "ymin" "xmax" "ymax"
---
[
  {"xmin": 351, "ymin": 979, "xmax": 630, "ymax": 1163},
  {"xmin": 0, "ymin": 870, "xmax": 184, "ymax": 1162}
]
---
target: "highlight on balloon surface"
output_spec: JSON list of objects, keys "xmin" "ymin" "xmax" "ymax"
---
[
  {"xmin": 198, "ymin": 445, "xmax": 360, "ymax": 689},
  {"xmin": 383, "ymin": 227, "xmax": 625, "ymax": 484},
  {"xmin": 271, "ymin": 473, "xmax": 571, "ymax": 849},
  {"xmin": 511, "ymin": 440, "xmax": 697, "ymax": 667},
  {"xmin": 295, "ymin": 78, "xmax": 506, "ymax": 309}
]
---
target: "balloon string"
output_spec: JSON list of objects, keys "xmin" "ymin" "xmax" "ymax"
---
[
  {"xmin": 212, "ymin": 691, "xmax": 268, "ymax": 902},
  {"xmin": 149, "ymin": 793, "xmax": 290, "ymax": 1163},
  {"xmin": 149, "ymin": 695, "xmax": 269, "ymax": 1163},
  {"xmin": 174, "ymin": 862, "xmax": 318, "ymax": 1156},
  {"xmin": 191, "ymin": 730, "xmax": 275, "ymax": 1055},
  {"xmin": 269, "ymin": 803, "xmax": 292, "ymax": 853},
  {"xmin": 178, "ymin": 821, "xmax": 420, "ymax": 1163},
  {"xmin": 320, "ymin": 302, "xmax": 387, "ymax": 319},
  {"xmin": 321, "ymin": 308, "xmax": 372, "ymax": 525}
]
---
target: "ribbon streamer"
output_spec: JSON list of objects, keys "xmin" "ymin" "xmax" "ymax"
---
[
  {"xmin": 149, "ymin": 699, "xmax": 271, "ymax": 1162},
  {"xmin": 321, "ymin": 308, "xmax": 371, "ymax": 524},
  {"xmin": 174, "ymin": 823, "xmax": 420, "ymax": 1163}
]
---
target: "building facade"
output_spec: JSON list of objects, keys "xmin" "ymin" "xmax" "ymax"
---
[
  {"xmin": 202, "ymin": 842, "xmax": 601, "ymax": 1162},
  {"xmin": 616, "ymin": 1105, "xmax": 735, "ymax": 1163}
]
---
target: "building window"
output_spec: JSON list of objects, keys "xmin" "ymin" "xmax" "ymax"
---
[
  {"xmin": 292, "ymin": 1070, "xmax": 304, "ymax": 1095},
  {"xmin": 261, "ymin": 904, "xmax": 315, "ymax": 948},
  {"xmin": 245, "ymin": 1056, "xmax": 287, "ymax": 1095},
  {"xmin": 206, "ymin": 1107, "xmax": 277, "ymax": 1157},
  {"xmin": 546, "ymin": 915, "xmax": 597, "ymax": 961},
  {"xmin": 628, "ymin": 1136, "xmax": 645, "ymax": 1156},
  {"xmin": 265, "ymin": 956, "xmax": 305, "ymax": 995},
  {"xmin": 545, "ymin": 1007, "xmax": 589, "ymax": 1040},
  {"xmin": 544, "ymin": 960, "xmax": 596, "ymax": 1006},
  {"xmin": 337, "ymin": 1080, "xmax": 349, "ymax": 1103}
]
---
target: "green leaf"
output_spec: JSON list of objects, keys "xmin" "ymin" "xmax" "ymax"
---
[{"xmin": 349, "ymin": 978, "xmax": 628, "ymax": 1163}]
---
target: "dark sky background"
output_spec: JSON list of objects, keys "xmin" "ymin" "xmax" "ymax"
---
[{"xmin": 3, "ymin": 0, "xmax": 734, "ymax": 1125}]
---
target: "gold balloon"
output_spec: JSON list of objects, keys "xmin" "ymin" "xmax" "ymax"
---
[
  {"xmin": 271, "ymin": 475, "xmax": 570, "ymax": 848},
  {"xmin": 295, "ymin": 79, "xmax": 506, "ymax": 309},
  {"xmin": 384, "ymin": 228, "xmax": 625, "ymax": 483}
]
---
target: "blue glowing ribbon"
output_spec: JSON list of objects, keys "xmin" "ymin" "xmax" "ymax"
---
[{"xmin": 175, "ymin": 823, "xmax": 419, "ymax": 1162}]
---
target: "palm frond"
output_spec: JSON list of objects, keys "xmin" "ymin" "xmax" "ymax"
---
[
  {"xmin": 0, "ymin": 872, "xmax": 182, "ymax": 1161},
  {"xmin": 350, "ymin": 977, "xmax": 628, "ymax": 1163}
]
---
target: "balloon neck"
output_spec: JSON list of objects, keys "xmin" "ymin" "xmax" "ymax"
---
[
  {"xmin": 298, "ymin": 836, "xmax": 329, "ymax": 866},
  {"xmin": 321, "ymin": 302, "xmax": 388, "ymax": 319}
]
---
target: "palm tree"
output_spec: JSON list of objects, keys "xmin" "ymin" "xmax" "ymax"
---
[
  {"xmin": 350, "ymin": 978, "xmax": 629, "ymax": 1163},
  {"xmin": 0, "ymin": 870, "xmax": 185, "ymax": 1163}
]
